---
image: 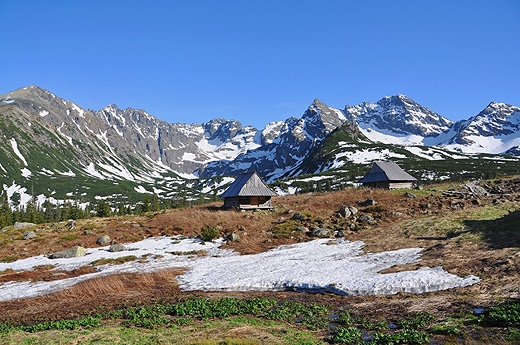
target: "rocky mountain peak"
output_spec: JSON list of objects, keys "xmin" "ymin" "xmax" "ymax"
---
[
  {"xmin": 451, "ymin": 102, "xmax": 520, "ymax": 144},
  {"xmin": 347, "ymin": 95, "xmax": 453, "ymax": 138},
  {"xmin": 203, "ymin": 118, "xmax": 245, "ymax": 143}
]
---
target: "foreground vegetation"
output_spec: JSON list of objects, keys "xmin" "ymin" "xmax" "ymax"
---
[{"xmin": 1, "ymin": 297, "xmax": 519, "ymax": 344}]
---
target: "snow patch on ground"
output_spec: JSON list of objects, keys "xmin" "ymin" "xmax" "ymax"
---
[{"xmin": 0, "ymin": 237, "xmax": 479, "ymax": 302}]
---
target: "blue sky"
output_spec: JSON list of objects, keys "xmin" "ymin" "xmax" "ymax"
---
[{"xmin": 1, "ymin": 1, "xmax": 519, "ymax": 128}]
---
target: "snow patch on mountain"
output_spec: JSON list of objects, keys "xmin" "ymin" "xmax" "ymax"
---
[
  {"xmin": 9, "ymin": 138, "xmax": 27, "ymax": 166},
  {"xmin": 331, "ymin": 148, "xmax": 407, "ymax": 168}
]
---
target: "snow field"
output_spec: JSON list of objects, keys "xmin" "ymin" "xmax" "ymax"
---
[{"xmin": 0, "ymin": 236, "xmax": 480, "ymax": 301}]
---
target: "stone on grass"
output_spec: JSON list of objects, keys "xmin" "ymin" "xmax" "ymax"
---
[
  {"xmin": 14, "ymin": 222, "xmax": 36, "ymax": 229},
  {"xmin": 291, "ymin": 213, "xmax": 305, "ymax": 221},
  {"xmin": 311, "ymin": 226, "xmax": 330, "ymax": 238},
  {"xmin": 96, "ymin": 235, "xmax": 111, "ymax": 245},
  {"xmin": 228, "ymin": 233, "xmax": 240, "ymax": 242},
  {"xmin": 23, "ymin": 231, "xmax": 37, "ymax": 240}
]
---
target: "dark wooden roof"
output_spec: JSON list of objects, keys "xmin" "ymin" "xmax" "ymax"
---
[
  {"xmin": 220, "ymin": 171, "xmax": 277, "ymax": 198},
  {"xmin": 359, "ymin": 161, "xmax": 417, "ymax": 183}
]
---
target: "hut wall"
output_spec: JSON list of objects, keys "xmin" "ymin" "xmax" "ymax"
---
[
  {"xmin": 223, "ymin": 196, "xmax": 273, "ymax": 210},
  {"xmin": 388, "ymin": 181, "xmax": 415, "ymax": 189}
]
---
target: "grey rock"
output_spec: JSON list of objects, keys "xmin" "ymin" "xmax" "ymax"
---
[
  {"xmin": 291, "ymin": 213, "xmax": 305, "ymax": 221},
  {"xmin": 405, "ymin": 192, "xmax": 417, "ymax": 198},
  {"xmin": 96, "ymin": 235, "xmax": 111, "ymax": 245},
  {"xmin": 358, "ymin": 215, "xmax": 376, "ymax": 224},
  {"xmin": 23, "ymin": 231, "xmax": 37, "ymax": 240},
  {"xmin": 296, "ymin": 226, "xmax": 309, "ymax": 232},
  {"xmin": 14, "ymin": 222, "xmax": 36, "ymax": 229},
  {"xmin": 228, "ymin": 233, "xmax": 240, "ymax": 242},
  {"xmin": 49, "ymin": 246, "xmax": 86, "ymax": 259},
  {"xmin": 311, "ymin": 226, "xmax": 331, "ymax": 238},
  {"xmin": 108, "ymin": 244, "xmax": 126, "ymax": 252},
  {"xmin": 338, "ymin": 206, "xmax": 351, "ymax": 218},
  {"xmin": 347, "ymin": 206, "xmax": 358, "ymax": 215},
  {"xmin": 358, "ymin": 198, "xmax": 377, "ymax": 207},
  {"xmin": 67, "ymin": 219, "xmax": 77, "ymax": 229}
]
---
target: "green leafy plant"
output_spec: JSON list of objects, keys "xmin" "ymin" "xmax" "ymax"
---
[
  {"xmin": 330, "ymin": 326, "xmax": 363, "ymax": 344},
  {"xmin": 398, "ymin": 311, "xmax": 435, "ymax": 329},
  {"xmin": 371, "ymin": 329, "xmax": 430, "ymax": 344},
  {"xmin": 479, "ymin": 301, "xmax": 520, "ymax": 327}
]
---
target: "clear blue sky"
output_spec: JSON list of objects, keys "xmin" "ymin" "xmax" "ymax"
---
[{"xmin": 1, "ymin": 1, "xmax": 519, "ymax": 128}]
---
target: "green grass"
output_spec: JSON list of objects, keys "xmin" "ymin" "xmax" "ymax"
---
[
  {"xmin": 1, "ymin": 297, "xmax": 520, "ymax": 344},
  {"xmin": 90, "ymin": 255, "xmax": 138, "ymax": 266},
  {"xmin": 399, "ymin": 201, "xmax": 520, "ymax": 242}
]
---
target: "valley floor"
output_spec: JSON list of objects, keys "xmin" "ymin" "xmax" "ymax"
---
[{"xmin": 1, "ymin": 177, "xmax": 519, "ymax": 343}]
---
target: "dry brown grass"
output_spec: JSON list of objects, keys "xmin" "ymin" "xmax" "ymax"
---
[{"xmin": 0, "ymin": 268, "xmax": 185, "ymax": 323}]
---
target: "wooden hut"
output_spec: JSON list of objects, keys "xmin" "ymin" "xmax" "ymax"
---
[
  {"xmin": 359, "ymin": 161, "xmax": 417, "ymax": 189},
  {"xmin": 220, "ymin": 171, "xmax": 277, "ymax": 210}
]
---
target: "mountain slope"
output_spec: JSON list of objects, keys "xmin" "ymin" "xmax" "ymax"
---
[{"xmin": 1, "ymin": 85, "xmax": 519, "ymax": 208}]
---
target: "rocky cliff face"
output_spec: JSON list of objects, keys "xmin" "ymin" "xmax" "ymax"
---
[
  {"xmin": 197, "ymin": 99, "xmax": 348, "ymax": 180},
  {"xmin": 345, "ymin": 94, "xmax": 453, "ymax": 138}
]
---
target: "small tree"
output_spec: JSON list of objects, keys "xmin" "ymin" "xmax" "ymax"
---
[
  {"xmin": 199, "ymin": 225, "xmax": 219, "ymax": 242},
  {"xmin": 96, "ymin": 199, "xmax": 111, "ymax": 218}
]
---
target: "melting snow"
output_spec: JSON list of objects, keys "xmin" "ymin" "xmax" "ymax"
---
[
  {"xmin": 39, "ymin": 110, "xmax": 49, "ymax": 117},
  {"xmin": 0, "ymin": 237, "xmax": 480, "ymax": 301},
  {"xmin": 9, "ymin": 138, "xmax": 28, "ymax": 166},
  {"xmin": 21, "ymin": 168, "xmax": 32, "ymax": 178}
]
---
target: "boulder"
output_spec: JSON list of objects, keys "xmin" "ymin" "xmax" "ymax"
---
[
  {"xmin": 358, "ymin": 215, "xmax": 376, "ymax": 225},
  {"xmin": 96, "ymin": 235, "xmax": 111, "ymax": 245},
  {"xmin": 291, "ymin": 213, "xmax": 305, "ymax": 221},
  {"xmin": 14, "ymin": 222, "xmax": 36, "ymax": 229},
  {"xmin": 49, "ymin": 246, "xmax": 86, "ymax": 259},
  {"xmin": 67, "ymin": 219, "xmax": 77, "ymax": 230},
  {"xmin": 338, "ymin": 206, "xmax": 351, "ymax": 218},
  {"xmin": 296, "ymin": 226, "xmax": 309, "ymax": 233},
  {"xmin": 405, "ymin": 192, "xmax": 417, "ymax": 199},
  {"xmin": 334, "ymin": 230, "xmax": 345, "ymax": 238},
  {"xmin": 347, "ymin": 206, "xmax": 358, "ymax": 215},
  {"xmin": 108, "ymin": 244, "xmax": 126, "ymax": 252},
  {"xmin": 310, "ymin": 226, "xmax": 331, "ymax": 238},
  {"xmin": 227, "ymin": 233, "xmax": 240, "ymax": 242},
  {"xmin": 23, "ymin": 231, "xmax": 37, "ymax": 240},
  {"xmin": 358, "ymin": 198, "xmax": 377, "ymax": 207}
]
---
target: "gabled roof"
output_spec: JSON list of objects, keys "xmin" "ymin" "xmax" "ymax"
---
[
  {"xmin": 359, "ymin": 161, "xmax": 417, "ymax": 183},
  {"xmin": 220, "ymin": 171, "xmax": 277, "ymax": 198}
]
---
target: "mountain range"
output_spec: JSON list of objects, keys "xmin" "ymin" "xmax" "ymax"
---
[{"xmin": 0, "ymin": 85, "xmax": 519, "ymax": 208}]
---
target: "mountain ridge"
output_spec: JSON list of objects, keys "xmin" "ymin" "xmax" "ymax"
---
[{"xmin": 1, "ymin": 84, "xmax": 519, "ymax": 208}]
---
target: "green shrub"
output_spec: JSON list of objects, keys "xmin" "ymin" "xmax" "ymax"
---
[{"xmin": 200, "ymin": 225, "xmax": 219, "ymax": 242}]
